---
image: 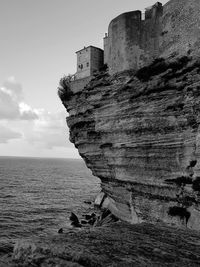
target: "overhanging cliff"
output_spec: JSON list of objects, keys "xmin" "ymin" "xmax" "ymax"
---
[{"xmin": 59, "ymin": 56, "xmax": 200, "ymax": 230}]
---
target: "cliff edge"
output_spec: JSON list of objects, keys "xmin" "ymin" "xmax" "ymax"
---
[
  {"xmin": 59, "ymin": 0, "xmax": 200, "ymax": 230},
  {"xmin": 59, "ymin": 55, "xmax": 200, "ymax": 230}
]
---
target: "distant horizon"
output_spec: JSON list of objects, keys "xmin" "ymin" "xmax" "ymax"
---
[{"xmin": 0, "ymin": 155, "xmax": 82, "ymax": 160}]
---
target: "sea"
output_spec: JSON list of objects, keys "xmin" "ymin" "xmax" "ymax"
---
[{"xmin": 0, "ymin": 156, "xmax": 100, "ymax": 257}]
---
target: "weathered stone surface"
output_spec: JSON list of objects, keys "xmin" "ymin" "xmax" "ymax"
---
[
  {"xmin": 103, "ymin": 0, "xmax": 200, "ymax": 75},
  {"xmin": 61, "ymin": 56, "xmax": 200, "ymax": 230},
  {"xmin": 160, "ymin": 0, "xmax": 200, "ymax": 59}
]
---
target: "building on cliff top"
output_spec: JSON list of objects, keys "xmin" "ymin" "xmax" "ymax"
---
[
  {"xmin": 69, "ymin": 46, "xmax": 103, "ymax": 93},
  {"xmin": 76, "ymin": 46, "xmax": 104, "ymax": 79},
  {"xmin": 70, "ymin": 0, "xmax": 200, "ymax": 91},
  {"xmin": 103, "ymin": 2, "xmax": 163, "ymax": 74},
  {"xmin": 71, "ymin": 1, "xmax": 163, "ymax": 85}
]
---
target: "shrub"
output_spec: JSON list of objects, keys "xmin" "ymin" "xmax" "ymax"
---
[
  {"xmin": 135, "ymin": 56, "xmax": 190, "ymax": 82},
  {"xmin": 192, "ymin": 177, "xmax": 200, "ymax": 192},
  {"xmin": 99, "ymin": 63, "xmax": 108, "ymax": 72},
  {"xmin": 57, "ymin": 74, "xmax": 74, "ymax": 102},
  {"xmin": 168, "ymin": 206, "xmax": 190, "ymax": 224}
]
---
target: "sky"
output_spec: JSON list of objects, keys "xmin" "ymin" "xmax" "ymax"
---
[{"xmin": 0, "ymin": 0, "xmax": 168, "ymax": 158}]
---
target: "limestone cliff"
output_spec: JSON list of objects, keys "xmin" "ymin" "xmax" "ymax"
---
[{"xmin": 59, "ymin": 55, "xmax": 200, "ymax": 230}]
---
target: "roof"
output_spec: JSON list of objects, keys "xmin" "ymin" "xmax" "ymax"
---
[{"xmin": 76, "ymin": 46, "xmax": 103, "ymax": 54}]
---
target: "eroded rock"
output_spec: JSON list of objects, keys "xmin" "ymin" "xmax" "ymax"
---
[{"xmin": 60, "ymin": 56, "xmax": 200, "ymax": 230}]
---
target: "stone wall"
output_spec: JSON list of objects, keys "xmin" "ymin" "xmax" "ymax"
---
[
  {"xmin": 106, "ymin": 11, "xmax": 143, "ymax": 75},
  {"xmin": 90, "ymin": 46, "xmax": 104, "ymax": 73},
  {"xmin": 76, "ymin": 48, "xmax": 91, "ymax": 79},
  {"xmin": 76, "ymin": 46, "xmax": 104, "ymax": 79},
  {"xmin": 160, "ymin": 0, "xmax": 200, "ymax": 59},
  {"xmin": 69, "ymin": 76, "xmax": 91, "ymax": 93},
  {"xmin": 104, "ymin": 0, "xmax": 200, "ymax": 75},
  {"xmin": 142, "ymin": 2, "xmax": 163, "ymax": 60},
  {"xmin": 103, "ymin": 35, "xmax": 109, "ymax": 65},
  {"xmin": 105, "ymin": 3, "xmax": 163, "ymax": 75}
]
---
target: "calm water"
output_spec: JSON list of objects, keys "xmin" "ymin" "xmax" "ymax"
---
[{"xmin": 0, "ymin": 156, "xmax": 100, "ymax": 254}]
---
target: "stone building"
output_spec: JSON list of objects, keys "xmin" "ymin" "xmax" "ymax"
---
[
  {"xmin": 104, "ymin": 2, "xmax": 163, "ymax": 74},
  {"xmin": 72, "ymin": 0, "xmax": 200, "ymax": 81},
  {"xmin": 159, "ymin": 0, "xmax": 200, "ymax": 59},
  {"xmin": 69, "ymin": 46, "xmax": 103, "ymax": 93},
  {"xmin": 76, "ymin": 46, "xmax": 104, "ymax": 79},
  {"xmin": 104, "ymin": 0, "xmax": 200, "ymax": 75}
]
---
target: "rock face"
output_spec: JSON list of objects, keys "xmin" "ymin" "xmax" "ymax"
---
[{"xmin": 59, "ymin": 55, "xmax": 200, "ymax": 230}]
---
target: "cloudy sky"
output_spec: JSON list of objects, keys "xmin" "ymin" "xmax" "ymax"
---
[{"xmin": 0, "ymin": 0, "xmax": 168, "ymax": 158}]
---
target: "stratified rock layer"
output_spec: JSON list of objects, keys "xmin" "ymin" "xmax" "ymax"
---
[{"xmin": 61, "ymin": 56, "xmax": 200, "ymax": 230}]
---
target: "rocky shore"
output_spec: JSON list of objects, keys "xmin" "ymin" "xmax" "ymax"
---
[{"xmin": 2, "ymin": 221, "xmax": 200, "ymax": 266}]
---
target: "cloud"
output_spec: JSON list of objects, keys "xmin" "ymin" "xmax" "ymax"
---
[
  {"xmin": 0, "ymin": 77, "xmax": 38, "ymax": 120},
  {"xmin": 2, "ymin": 76, "xmax": 23, "ymax": 101},
  {"xmin": 25, "ymin": 110, "xmax": 71, "ymax": 149},
  {"xmin": 0, "ymin": 76, "xmax": 73, "ymax": 152},
  {"xmin": 0, "ymin": 90, "xmax": 20, "ymax": 119},
  {"xmin": 19, "ymin": 103, "xmax": 38, "ymax": 120},
  {"xmin": 0, "ymin": 125, "xmax": 22, "ymax": 143}
]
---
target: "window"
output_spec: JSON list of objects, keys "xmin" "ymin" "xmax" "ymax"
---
[
  {"xmin": 86, "ymin": 62, "xmax": 89, "ymax": 67},
  {"xmin": 78, "ymin": 64, "xmax": 83, "ymax": 70}
]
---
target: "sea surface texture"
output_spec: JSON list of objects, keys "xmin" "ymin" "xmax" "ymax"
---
[{"xmin": 0, "ymin": 156, "xmax": 100, "ymax": 256}]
